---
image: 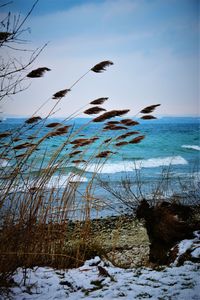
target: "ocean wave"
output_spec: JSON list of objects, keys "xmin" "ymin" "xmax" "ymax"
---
[
  {"xmin": 0, "ymin": 173, "xmax": 88, "ymax": 194},
  {"xmin": 45, "ymin": 173, "xmax": 88, "ymax": 189},
  {"xmin": 182, "ymin": 145, "xmax": 200, "ymax": 151},
  {"xmin": 80, "ymin": 156, "xmax": 188, "ymax": 174}
]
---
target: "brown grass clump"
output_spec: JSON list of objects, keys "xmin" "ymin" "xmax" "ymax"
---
[
  {"xmin": 106, "ymin": 121, "xmax": 120, "ymax": 125},
  {"xmin": 91, "ymin": 61, "xmax": 113, "ymax": 73},
  {"xmin": 0, "ymin": 132, "xmax": 11, "ymax": 139},
  {"xmin": 90, "ymin": 97, "xmax": 108, "ymax": 105},
  {"xmin": 84, "ymin": 106, "xmax": 106, "ymax": 115},
  {"xmin": 46, "ymin": 122, "xmax": 62, "ymax": 128},
  {"xmin": 115, "ymin": 141, "xmax": 129, "ymax": 147},
  {"xmin": 69, "ymin": 150, "xmax": 82, "ymax": 157},
  {"xmin": 120, "ymin": 119, "xmax": 140, "ymax": 126},
  {"xmin": 72, "ymin": 160, "xmax": 86, "ymax": 164},
  {"xmin": 116, "ymin": 131, "xmax": 140, "ymax": 140},
  {"xmin": 13, "ymin": 138, "xmax": 21, "ymax": 142},
  {"xmin": 25, "ymin": 116, "xmax": 42, "ymax": 124},
  {"xmin": 52, "ymin": 89, "xmax": 71, "ymax": 99},
  {"xmin": 48, "ymin": 126, "xmax": 70, "ymax": 137},
  {"xmin": 13, "ymin": 142, "xmax": 35, "ymax": 150},
  {"xmin": 103, "ymin": 138, "xmax": 112, "ymax": 144},
  {"xmin": 93, "ymin": 109, "xmax": 130, "ymax": 122},
  {"xmin": 140, "ymin": 104, "xmax": 160, "ymax": 114},
  {"xmin": 96, "ymin": 150, "xmax": 114, "ymax": 158},
  {"xmin": 141, "ymin": 115, "xmax": 157, "ymax": 120},
  {"xmin": 0, "ymin": 31, "xmax": 12, "ymax": 41},
  {"xmin": 27, "ymin": 67, "xmax": 51, "ymax": 78},
  {"xmin": 129, "ymin": 135, "xmax": 145, "ymax": 144},
  {"xmin": 70, "ymin": 138, "xmax": 89, "ymax": 145},
  {"xmin": 71, "ymin": 137, "xmax": 98, "ymax": 148},
  {"xmin": 103, "ymin": 125, "xmax": 127, "ymax": 131}
]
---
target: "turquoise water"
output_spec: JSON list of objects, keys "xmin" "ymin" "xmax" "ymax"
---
[{"xmin": 0, "ymin": 117, "xmax": 199, "ymax": 217}]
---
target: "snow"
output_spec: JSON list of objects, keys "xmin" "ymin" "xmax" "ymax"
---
[
  {"xmin": 5, "ymin": 258, "xmax": 200, "ymax": 300},
  {"xmin": 171, "ymin": 230, "xmax": 200, "ymax": 266}
]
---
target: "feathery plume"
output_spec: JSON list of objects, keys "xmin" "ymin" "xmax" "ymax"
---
[
  {"xmin": 70, "ymin": 138, "xmax": 89, "ymax": 145},
  {"xmin": 106, "ymin": 121, "xmax": 120, "ymax": 125},
  {"xmin": 90, "ymin": 97, "xmax": 108, "ymax": 105},
  {"xmin": 103, "ymin": 138, "xmax": 112, "ymax": 144},
  {"xmin": 91, "ymin": 61, "xmax": 113, "ymax": 73},
  {"xmin": 84, "ymin": 106, "xmax": 106, "ymax": 115},
  {"xmin": 140, "ymin": 115, "xmax": 157, "ymax": 120},
  {"xmin": 72, "ymin": 160, "xmax": 86, "ymax": 164},
  {"xmin": 0, "ymin": 32, "xmax": 12, "ymax": 41},
  {"xmin": 27, "ymin": 67, "xmax": 51, "ymax": 78},
  {"xmin": 25, "ymin": 116, "xmax": 42, "ymax": 124},
  {"xmin": 129, "ymin": 135, "xmax": 145, "ymax": 144},
  {"xmin": 103, "ymin": 125, "xmax": 127, "ymax": 131},
  {"xmin": 96, "ymin": 151, "xmax": 114, "ymax": 158},
  {"xmin": 116, "ymin": 131, "xmax": 139, "ymax": 140},
  {"xmin": 0, "ymin": 132, "xmax": 11, "ymax": 139},
  {"xmin": 140, "ymin": 104, "xmax": 160, "ymax": 114},
  {"xmin": 13, "ymin": 143, "xmax": 35, "ymax": 150},
  {"xmin": 93, "ymin": 109, "xmax": 130, "ymax": 122},
  {"xmin": 48, "ymin": 126, "xmax": 70, "ymax": 137},
  {"xmin": 52, "ymin": 89, "xmax": 71, "ymax": 99},
  {"xmin": 120, "ymin": 119, "xmax": 139, "ymax": 126},
  {"xmin": 46, "ymin": 122, "xmax": 62, "ymax": 128},
  {"xmin": 115, "ymin": 141, "xmax": 128, "ymax": 147},
  {"xmin": 69, "ymin": 150, "xmax": 82, "ymax": 157}
]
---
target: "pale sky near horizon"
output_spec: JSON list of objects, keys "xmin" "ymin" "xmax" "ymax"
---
[{"xmin": 1, "ymin": 0, "xmax": 199, "ymax": 117}]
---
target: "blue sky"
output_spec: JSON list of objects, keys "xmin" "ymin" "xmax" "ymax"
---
[{"xmin": 1, "ymin": 0, "xmax": 199, "ymax": 117}]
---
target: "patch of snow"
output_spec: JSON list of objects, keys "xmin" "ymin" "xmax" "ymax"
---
[
  {"xmin": 178, "ymin": 240, "xmax": 194, "ymax": 256},
  {"xmin": 6, "ymin": 257, "xmax": 200, "ymax": 300},
  {"xmin": 171, "ymin": 231, "xmax": 200, "ymax": 266},
  {"xmin": 192, "ymin": 248, "xmax": 200, "ymax": 258}
]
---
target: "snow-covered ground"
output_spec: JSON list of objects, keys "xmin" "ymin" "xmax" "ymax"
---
[
  {"xmin": 4, "ymin": 259, "xmax": 199, "ymax": 300},
  {"xmin": 3, "ymin": 231, "xmax": 200, "ymax": 300}
]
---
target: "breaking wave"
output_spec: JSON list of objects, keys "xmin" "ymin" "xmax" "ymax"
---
[
  {"xmin": 80, "ymin": 156, "xmax": 188, "ymax": 174},
  {"xmin": 182, "ymin": 145, "xmax": 200, "ymax": 151}
]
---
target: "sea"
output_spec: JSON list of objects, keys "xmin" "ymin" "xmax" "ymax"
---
[{"xmin": 0, "ymin": 116, "xmax": 199, "ymax": 219}]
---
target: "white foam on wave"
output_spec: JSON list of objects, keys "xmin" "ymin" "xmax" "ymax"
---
[
  {"xmin": 182, "ymin": 145, "xmax": 200, "ymax": 151},
  {"xmin": 0, "ymin": 173, "xmax": 88, "ymax": 194},
  {"xmin": 83, "ymin": 156, "xmax": 188, "ymax": 174},
  {"xmin": 0, "ymin": 159, "xmax": 10, "ymax": 168},
  {"xmin": 45, "ymin": 173, "xmax": 88, "ymax": 189}
]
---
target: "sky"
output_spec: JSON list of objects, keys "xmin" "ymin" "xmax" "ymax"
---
[{"xmin": 1, "ymin": 0, "xmax": 199, "ymax": 117}]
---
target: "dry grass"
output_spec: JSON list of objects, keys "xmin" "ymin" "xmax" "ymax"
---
[{"xmin": 0, "ymin": 58, "xmax": 161, "ymax": 285}]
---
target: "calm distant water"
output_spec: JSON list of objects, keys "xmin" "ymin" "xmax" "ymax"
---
[{"xmin": 0, "ymin": 117, "xmax": 199, "ymax": 218}]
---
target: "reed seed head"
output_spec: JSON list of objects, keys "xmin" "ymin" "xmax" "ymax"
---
[
  {"xmin": 93, "ymin": 109, "xmax": 130, "ymax": 122},
  {"xmin": 52, "ymin": 89, "xmax": 71, "ymax": 99},
  {"xmin": 129, "ymin": 135, "xmax": 145, "ymax": 144},
  {"xmin": 90, "ymin": 97, "xmax": 108, "ymax": 105},
  {"xmin": 25, "ymin": 116, "xmax": 42, "ymax": 124},
  {"xmin": 91, "ymin": 61, "xmax": 114, "ymax": 73},
  {"xmin": 27, "ymin": 67, "xmax": 51, "ymax": 78},
  {"xmin": 140, "ymin": 104, "xmax": 160, "ymax": 114},
  {"xmin": 120, "ymin": 119, "xmax": 140, "ymax": 126},
  {"xmin": 140, "ymin": 115, "xmax": 157, "ymax": 120},
  {"xmin": 46, "ymin": 122, "xmax": 62, "ymax": 128},
  {"xmin": 115, "ymin": 141, "xmax": 129, "ymax": 147},
  {"xmin": 0, "ymin": 132, "xmax": 11, "ymax": 139},
  {"xmin": 84, "ymin": 106, "xmax": 106, "ymax": 115},
  {"xmin": 96, "ymin": 150, "xmax": 114, "ymax": 158}
]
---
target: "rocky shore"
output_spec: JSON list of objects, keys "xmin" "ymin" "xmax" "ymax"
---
[{"xmin": 65, "ymin": 215, "xmax": 150, "ymax": 268}]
